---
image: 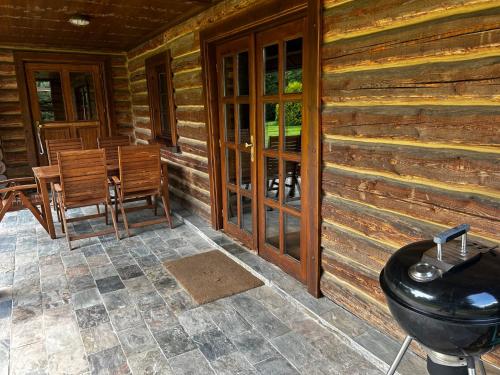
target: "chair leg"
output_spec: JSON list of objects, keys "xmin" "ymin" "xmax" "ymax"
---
[
  {"xmin": 104, "ymin": 203, "xmax": 109, "ymax": 225},
  {"xmin": 154, "ymin": 195, "xmax": 158, "ymax": 216},
  {"xmin": 96, "ymin": 204, "xmax": 100, "ymax": 214},
  {"xmin": 0, "ymin": 194, "xmax": 15, "ymax": 223},
  {"xmin": 18, "ymin": 192, "xmax": 47, "ymax": 231},
  {"xmin": 161, "ymin": 194, "xmax": 173, "ymax": 229},
  {"xmin": 108, "ymin": 202, "xmax": 120, "ymax": 241},
  {"xmin": 114, "ymin": 185, "xmax": 119, "ymax": 222},
  {"xmin": 59, "ymin": 197, "xmax": 72, "ymax": 250},
  {"xmin": 118, "ymin": 197, "xmax": 130, "ymax": 237},
  {"xmin": 53, "ymin": 190, "xmax": 62, "ymax": 223}
]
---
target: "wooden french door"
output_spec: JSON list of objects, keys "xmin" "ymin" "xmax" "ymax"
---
[
  {"xmin": 25, "ymin": 62, "xmax": 108, "ymax": 163},
  {"xmin": 256, "ymin": 19, "xmax": 306, "ymax": 282},
  {"xmin": 216, "ymin": 36, "xmax": 257, "ymax": 249},
  {"xmin": 217, "ymin": 19, "xmax": 307, "ymax": 282}
]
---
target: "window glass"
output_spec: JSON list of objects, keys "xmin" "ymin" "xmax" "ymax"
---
[
  {"xmin": 35, "ymin": 71, "xmax": 65, "ymax": 121},
  {"xmin": 224, "ymin": 56, "xmax": 234, "ymax": 97},
  {"xmin": 284, "ymin": 102, "xmax": 302, "ymax": 152},
  {"xmin": 265, "ymin": 206, "xmax": 280, "ymax": 250},
  {"xmin": 264, "ymin": 44, "xmax": 279, "ymax": 95},
  {"xmin": 284, "ymin": 38, "xmax": 303, "ymax": 93},
  {"xmin": 238, "ymin": 51, "xmax": 249, "ymax": 96},
  {"xmin": 284, "ymin": 214, "xmax": 301, "ymax": 260},
  {"xmin": 264, "ymin": 103, "xmax": 279, "ymax": 150},
  {"xmin": 70, "ymin": 72, "xmax": 97, "ymax": 121}
]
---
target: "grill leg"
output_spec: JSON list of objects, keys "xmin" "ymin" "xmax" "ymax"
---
[
  {"xmin": 476, "ymin": 357, "xmax": 486, "ymax": 375},
  {"xmin": 467, "ymin": 357, "xmax": 477, "ymax": 375},
  {"xmin": 387, "ymin": 336, "xmax": 412, "ymax": 375}
]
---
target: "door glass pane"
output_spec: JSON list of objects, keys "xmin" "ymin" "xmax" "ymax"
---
[
  {"xmin": 226, "ymin": 148, "xmax": 236, "ymax": 185},
  {"xmin": 265, "ymin": 206, "xmax": 280, "ymax": 250},
  {"xmin": 284, "ymin": 214, "xmax": 301, "ymax": 261},
  {"xmin": 264, "ymin": 44, "xmax": 279, "ymax": 95},
  {"xmin": 284, "ymin": 160, "xmax": 301, "ymax": 209},
  {"xmin": 241, "ymin": 196, "xmax": 252, "ymax": 234},
  {"xmin": 264, "ymin": 102, "xmax": 279, "ymax": 150},
  {"xmin": 239, "ymin": 103, "xmax": 250, "ymax": 144},
  {"xmin": 157, "ymin": 69, "xmax": 171, "ymax": 138},
  {"xmin": 34, "ymin": 71, "xmax": 65, "ymax": 121},
  {"xmin": 225, "ymin": 104, "xmax": 235, "ymax": 142},
  {"xmin": 227, "ymin": 190, "xmax": 238, "ymax": 225},
  {"xmin": 238, "ymin": 51, "xmax": 249, "ymax": 96},
  {"xmin": 223, "ymin": 56, "xmax": 234, "ymax": 97},
  {"xmin": 284, "ymin": 38, "xmax": 303, "ymax": 93},
  {"xmin": 265, "ymin": 156, "xmax": 279, "ymax": 201},
  {"xmin": 284, "ymin": 102, "xmax": 301, "ymax": 152},
  {"xmin": 70, "ymin": 72, "xmax": 97, "ymax": 121},
  {"xmin": 240, "ymin": 151, "xmax": 251, "ymax": 190}
]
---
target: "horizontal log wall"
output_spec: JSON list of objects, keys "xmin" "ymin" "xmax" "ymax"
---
[
  {"xmin": 321, "ymin": 0, "xmax": 500, "ymax": 365},
  {"xmin": 0, "ymin": 49, "xmax": 29, "ymax": 177},
  {"xmin": 126, "ymin": 0, "xmax": 262, "ymax": 219},
  {"xmin": 0, "ymin": 49, "xmax": 132, "ymax": 177},
  {"xmin": 110, "ymin": 55, "xmax": 134, "ymax": 138}
]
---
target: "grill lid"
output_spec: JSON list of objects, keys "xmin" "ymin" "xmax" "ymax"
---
[{"xmin": 380, "ymin": 224, "xmax": 500, "ymax": 323}]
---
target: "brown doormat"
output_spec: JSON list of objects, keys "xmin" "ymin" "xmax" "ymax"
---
[{"xmin": 164, "ymin": 250, "xmax": 264, "ymax": 304}]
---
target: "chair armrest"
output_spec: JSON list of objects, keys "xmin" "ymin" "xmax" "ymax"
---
[
  {"xmin": 0, "ymin": 184, "xmax": 38, "ymax": 194},
  {"xmin": 4, "ymin": 177, "xmax": 35, "ymax": 183},
  {"xmin": 0, "ymin": 177, "xmax": 35, "ymax": 187}
]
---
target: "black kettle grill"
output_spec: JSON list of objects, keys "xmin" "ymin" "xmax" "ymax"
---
[{"xmin": 380, "ymin": 224, "xmax": 500, "ymax": 375}]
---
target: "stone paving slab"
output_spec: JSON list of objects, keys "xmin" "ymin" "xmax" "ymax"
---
[{"xmin": 1, "ymin": 203, "xmax": 480, "ymax": 375}]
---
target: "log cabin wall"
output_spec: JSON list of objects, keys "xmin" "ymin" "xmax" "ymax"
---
[
  {"xmin": 0, "ymin": 49, "xmax": 27, "ymax": 178},
  {"xmin": 0, "ymin": 49, "xmax": 132, "ymax": 178},
  {"xmin": 320, "ymin": 0, "xmax": 500, "ymax": 364},
  {"xmin": 126, "ymin": 0, "xmax": 264, "ymax": 219},
  {"xmin": 110, "ymin": 55, "xmax": 134, "ymax": 140}
]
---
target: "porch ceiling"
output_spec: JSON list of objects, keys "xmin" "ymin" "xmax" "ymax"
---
[{"xmin": 0, "ymin": 0, "xmax": 218, "ymax": 52}]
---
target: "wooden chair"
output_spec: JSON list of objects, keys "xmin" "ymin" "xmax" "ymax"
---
[
  {"xmin": 57, "ymin": 149, "xmax": 119, "ymax": 249},
  {"xmin": 45, "ymin": 138, "xmax": 84, "ymax": 221},
  {"xmin": 46, "ymin": 138, "xmax": 84, "ymax": 166},
  {"xmin": 0, "ymin": 177, "xmax": 46, "ymax": 230},
  {"xmin": 113, "ymin": 144, "xmax": 172, "ymax": 236},
  {"xmin": 97, "ymin": 135, "xmax": 131, "ymax": 165},
  {"xmin": 98, "ymin": 135, "xmax": 152, "ymax": 218}
]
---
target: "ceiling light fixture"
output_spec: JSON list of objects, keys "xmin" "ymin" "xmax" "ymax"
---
[{"xmin": 69, "ymin": 15, "xmax": 90, "ymax": 26}]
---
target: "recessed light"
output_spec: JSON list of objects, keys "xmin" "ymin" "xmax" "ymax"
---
[{"xmin": 69, "ymin": 15, "xmax": 90, "ymax": 26}]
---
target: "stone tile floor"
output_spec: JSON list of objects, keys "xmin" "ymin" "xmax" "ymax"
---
[{"xmin": 0, "ymin": 201, "xmax": 494, "ymax": 375}]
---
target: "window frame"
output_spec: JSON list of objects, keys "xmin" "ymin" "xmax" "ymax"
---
[{"xmin": 145, "ymin": 50, "xmax": 178, "ymax": 149}]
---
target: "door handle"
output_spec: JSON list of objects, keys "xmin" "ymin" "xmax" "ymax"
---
[
  {"xmin": 245, "ymin": 136, "xmax": 254, "ymax": 162},
  {"xmin": 35, "ymin": 121, "xmax": 45, "ymax": 155}
]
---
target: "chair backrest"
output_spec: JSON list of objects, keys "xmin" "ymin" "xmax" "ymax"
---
[
  {"xmin": 118, "ymin": 144, "xmax": 161, "ymax": 196},
  {"xmin": 97, "ymin": 135, "xmax": 131, "ymax": 164},
  {"xmin": 58, "ymin": 149, "xmax": 108, "ymax": 208},
  {"xmin": 46, "ymin": 138, "xmax": 83, "ymax": 166}
]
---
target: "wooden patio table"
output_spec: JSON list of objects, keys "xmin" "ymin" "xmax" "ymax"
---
[
  {"xmin": 33, "ymin": 162, "xmax": 119, "ymax": 239},
  {"xmin": 33, "ymin": 160, "xmax": 171, "ymax": 239}
]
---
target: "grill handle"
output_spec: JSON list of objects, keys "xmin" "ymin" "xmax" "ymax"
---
[
  {"xmin": 433, "ymin": 224, "xmax": 470, "ymax": 260},
  {"xmin": 433, "ymin": 224, "xmax": 470, "ymax": 244}
]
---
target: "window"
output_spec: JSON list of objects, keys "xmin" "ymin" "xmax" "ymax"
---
[{"xmin": 146, "ymin": 51, "xmax": 177, "ymax": 148}]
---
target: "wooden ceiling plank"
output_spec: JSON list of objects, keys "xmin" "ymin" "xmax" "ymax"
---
[{"xmin": 0, "ymin": 0, "xmax": 220, "ymax": 52}]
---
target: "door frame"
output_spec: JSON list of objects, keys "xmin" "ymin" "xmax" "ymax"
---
[
  {"xmin": 14, "ymin": 51, "xmax": 116, "ymax": 167},
  {"xmin": 200, "ymin": 0, "xmax": 322, "ymax": 296}
]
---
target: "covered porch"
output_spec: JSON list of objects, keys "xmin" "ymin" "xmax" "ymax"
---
[{"xmin": 1, "ymin": 0, "xmax": 499, "ymax": 374}]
